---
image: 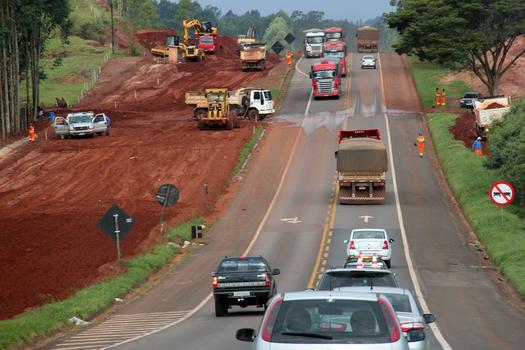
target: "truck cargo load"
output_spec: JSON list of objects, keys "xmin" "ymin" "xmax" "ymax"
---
[
  {"xmin": 240, "ymin": 44, "xmax": 266, "ymax": 71},
  {"xmin": 473, "ymin": 96, "xmax": 511, "ymax": 137},
  {"xmin": 335, "ymin": 130, "xmax": 388, "ymax": 204},
  {"xmin": 357, "ymin": 26, "xmax": 379, "ymax": 53}
]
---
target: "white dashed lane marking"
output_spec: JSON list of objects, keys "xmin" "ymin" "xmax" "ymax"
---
[{"xmin": 53, "ymin": 311, "xmax": 189, "ymax": 350}]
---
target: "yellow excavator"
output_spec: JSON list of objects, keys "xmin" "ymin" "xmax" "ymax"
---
[
  {"xmin": 181, "ymin": 19, "xmax": 218, "ymax": 61},
  {"xmin": 236, "ymin": 25, "xmax": 257, "ymax": 54}
]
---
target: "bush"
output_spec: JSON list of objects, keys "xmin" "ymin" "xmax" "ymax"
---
[{"xmin": 485, "ymin": 100, "xmax": 525, "ymax": 210}]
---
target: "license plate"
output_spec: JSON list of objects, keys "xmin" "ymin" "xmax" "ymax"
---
[
  {"xmin": 78, "ymin": 132, "xmax": 85, "ymax": 136},
  {"xmin": 233, "ymin": 291, "xmax": 251, "ymax": 297}
]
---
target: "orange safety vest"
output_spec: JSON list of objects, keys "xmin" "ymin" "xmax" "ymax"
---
[{"xmin": 440, "ymin": 91, "xmax": 446, "ymax": 106}]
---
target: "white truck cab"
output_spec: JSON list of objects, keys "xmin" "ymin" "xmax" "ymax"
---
[
  {"xmin": 304, "ymin": 30, "xmax": 325, "ymax": 58},
  {"xmin": 54, "ymin": 111, "xmax": 109, "ymax": 139}
]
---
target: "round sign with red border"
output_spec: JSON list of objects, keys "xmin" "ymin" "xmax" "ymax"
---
[{"xmin": 489, "ymin": 181, "xmax": 515, "ymax": 207}]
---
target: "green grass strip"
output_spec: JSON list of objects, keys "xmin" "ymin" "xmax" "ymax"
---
[
  {"xmin": 407, "ymin": 56, "xmax": 471, "ymax": 109},
  {"xmin": 231, "ymin": 124, "xmax": 264, "ymax": 181},
  {"xmin": 426, "ymin": 113, "xmax": 525, "ymax": 296}
]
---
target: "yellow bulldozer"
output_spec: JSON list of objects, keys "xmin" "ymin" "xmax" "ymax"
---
[{"xmin": 185, "ymin": 89, "xmax": 240, "ymax": 130}]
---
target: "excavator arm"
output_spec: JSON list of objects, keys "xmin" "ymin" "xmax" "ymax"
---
[{"xmin": 182, "ymin": 19, "xmax": 218, "ymax": 45}]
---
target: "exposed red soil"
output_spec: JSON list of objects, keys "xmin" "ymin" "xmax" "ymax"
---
[
  {"xmin": 486, "ymin": 102, "xmax": 504, "ymax": 109},
  {"xmin": 0, "ymin": 32, "xmax": 283, "ymax": 319},
  {"xmin": 449, "ymin": 111, "xmax": 488, "ymax": 154},
  {"xmin": 441, "ymin": 36, "xmax": 525, "ymax": 97}
]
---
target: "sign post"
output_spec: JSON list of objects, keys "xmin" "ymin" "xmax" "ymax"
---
[
  {"xmin": 489, "ymin": 181, "xmax": 515, "ymax": 224},
  {"xmin": 97, "ymin": 204, "xmax": 135, "ymax": 261}
]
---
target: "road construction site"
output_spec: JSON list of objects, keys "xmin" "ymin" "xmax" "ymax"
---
[{"xmin": 0, "ymin": 32, "xmax": 283, "ymax": 319}]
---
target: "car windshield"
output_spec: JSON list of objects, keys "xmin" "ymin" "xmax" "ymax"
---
[
  {"xmin": 352, "ymin": 231, "xmax": 385, "ymax": 239},
  {"xmin": 363, "ymin": 56, "xmax": 375, "ymax": 61},
  {"xmin": 200, "ymin": 36, "xmax": 213, "ymax": 43},
  {"xmin": 271, "ymin": 299, "xmax": 390, "ymax": 344},
  {"xmin": 68, "ymin": 115, "xmax": 92, "ymax": 123},
  {"xmin": 465, "ymin": 93, "xmax": 479, "ymax": 98},
  {"xmin": 318, "ymin": 271, "xmax": 397, "ymax": 290},
  {"xmin": 325, "ymin": 32, "xmax": 342, "ymax": 40},
  {"xmin": 206, "ymin": 93, "xmax": 225, "ymax": 102},
  {"xmin": 218, "ymin": 258, "xmax": 267, "ymax": 272},
  {"xmin": 324, "ymin": 51, "xmax": 344, "ymax": 59},
  {"xmin": 379, "ymin": 293, "xmax": 412, "ymax": 313},
  {"xmin": 313, "ymin": 70, "xmax": 336, "ymax": 79},
  {"xmin": 307, "ymin": 36, "xmax": 324, "ymax": 44}
]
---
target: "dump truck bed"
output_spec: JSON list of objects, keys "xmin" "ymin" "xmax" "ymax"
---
[
  {"xmin": 185, "ymin": 91, "xmax": 207, "ymax": 106},
  {"xmin": 473, "ymin": 96, "xmax": 511, "ymax": 127},
  {"xmin": 240, "ymin": 46, "xmax": 266, "ymax": 61},
  {"xmin": 336, "ymin": 138, "xmax": 388, "ymax": 173}
]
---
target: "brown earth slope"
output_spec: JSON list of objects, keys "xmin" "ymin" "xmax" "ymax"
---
[{"xmin": 0, "ymin": 34, "xmax": 282, "ymax": 319}]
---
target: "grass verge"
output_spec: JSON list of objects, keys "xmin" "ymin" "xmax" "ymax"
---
[
  {"xmin": 426, "ymin": 113, "xmax": 525, "ymax": 296},
  {"xmin": 0, "ymin": 217, "xmax": 201, "ymax": 349},
  {"xmin": 408, "ymin": 56, "xmax": 471, "ymax": 109},
  {"xmin": 230, "ymin": 124, "xmax": 264, "ymax": 181}
]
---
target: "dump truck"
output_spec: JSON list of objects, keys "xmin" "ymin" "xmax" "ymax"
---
[
  {"xmin": 240, "ymin": 43, "xmax": 266, "ymax": 71},
  {"xmin": 184, "ymin": 89, "xmax": 240, "ymax": 130},
  {"xmin": 473, "ymin": 96, "xmax": 512, "ymax": 137},
  {"xmin": 335, "ymin": 129, "xmax": 388, "ymax": 204},
  {"xmin": 185, "ymin": 88, "xmax": 275, "ymax": 128},
  {"xmin": 357, "ymin": 26, "xmax": 379, "ymax": 53}
]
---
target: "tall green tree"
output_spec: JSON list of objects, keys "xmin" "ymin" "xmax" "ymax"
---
[
  {"xmin": 386, "ymin": 0, "xmax": 525, "ymax": 95},
  {"xmin": 263, "ymin": 16, "xmax": 292, "ymax": 53}
]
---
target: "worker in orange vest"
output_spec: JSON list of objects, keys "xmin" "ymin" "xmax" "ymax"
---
[
  {"xmin": 28, "ymin": 123, "xmax": 36, "ymax": 142},
  {"xmin": 440, "ymin": 88, "xmax": 446, "ymax": 106},
  {"xmin": 414, "ymin": 131, "xmax": 425, "ymax": 157},
  {"xmin": 286, "ymin": 51, "xmax": 293, "ymax": 65},
  {"xmin": 434, "ymin": 88, "xmax": 440, "ymax": 107}
]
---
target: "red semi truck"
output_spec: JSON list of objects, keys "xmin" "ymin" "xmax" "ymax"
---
[
  {"xmin": 324, "ymin": 27, "xmax": 344, "ymax": 42},
  {"xmin": 310, "ymin": 61, "xmax": 342, "ymax": 99},
  {"xmin": 322, "ymin": 41, "xmax": 348, "ymax": 77}
]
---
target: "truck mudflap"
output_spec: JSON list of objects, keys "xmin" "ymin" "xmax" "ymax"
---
[{"xmin": 338, "ymin": 186, "xmax": 386, "ymax": 205}]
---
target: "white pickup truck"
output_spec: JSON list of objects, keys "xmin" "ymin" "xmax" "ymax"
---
[
  {"xmin": 473, "ymin": 96, "xmax": 511, "ymax": 137},
  {"xmin": 54, "ymin": 111, "xmax": 109, "ymax": 139}
]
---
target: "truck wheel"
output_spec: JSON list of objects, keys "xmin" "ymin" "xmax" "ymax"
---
[
  {"xmin": 196, "ymin": 109, "xmax": 207, "ymax": 121},
  {"xmin": 198, "ymin": 119, "xmax": 206, "ymax": 130},
  {"xmin": 385, "ymin": 260, "xmax": 391, "ymax": 268},
  {"xmin": 247, "ymin": 109, "xmax": 259, "ymax": 120},
  {"xmin": 215, "ymin": 299, "xmax": 227, "ymax": 317},
  {"xmin": 227, "ymin": 111, "xmax": 236, "ymax": 130},
  {"xmin": 234, "ymin": 116, "xmax": 241, "ymax": 128}
]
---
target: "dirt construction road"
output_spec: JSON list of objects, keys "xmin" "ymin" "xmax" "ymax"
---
[{"xmin": 0, "ymin": 35, "xmax": 282, "ymax": 319}]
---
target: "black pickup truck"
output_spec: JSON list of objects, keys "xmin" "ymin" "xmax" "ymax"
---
[{"xmin": 211, "ymin": 256, "xmax": 280, "ymax": 317}]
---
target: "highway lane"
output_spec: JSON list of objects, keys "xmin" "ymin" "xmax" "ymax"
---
[{"xmin": 108, "ymin": 56, "xmax": 346, "ymax": 350}]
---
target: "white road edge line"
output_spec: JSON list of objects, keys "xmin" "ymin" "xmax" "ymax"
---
[
  {"xmin": 295, "ymin": 56, "xmax": 310, "ymax": 78},
  {"xmin": 377, "ymin": 53, "xmax": 452, "ymax": 350},
  {"xmin": 103, "ymin": 70, "xmax": 313, "ymax": 350}
]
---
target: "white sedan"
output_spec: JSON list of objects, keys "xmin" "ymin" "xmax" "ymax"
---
[
  {"xmin": 345, "ymin": 229, "xmax": 394, "ymax": 268},
  {"xmin": 361, "ymin": 55, "xmax": 377, "ymax": 69}
]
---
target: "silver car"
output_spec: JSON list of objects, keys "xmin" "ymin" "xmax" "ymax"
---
[
  {"xmin": 236, "ymin": 290, "xmax": 418, "ymax": 349},
  {"xmin": 361, "ymin": 55, "xmax": 377, "ymax": 69},
  {"xmin": 337, "ymin": 287, "xmax": 436, "ymax": 350}
]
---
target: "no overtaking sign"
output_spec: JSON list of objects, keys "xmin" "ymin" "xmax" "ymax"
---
[{"xmin": 490, "ymin": 181, "xmax": 515, "ymax": 207}]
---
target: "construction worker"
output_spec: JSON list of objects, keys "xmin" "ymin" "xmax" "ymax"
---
[
  {"xmin": 286, "ymin": 51, "xmax": 293, "ymax": 65},
  {"xmin": 414, "ymin": 131, "xmax": 425, "ymax": 157},
  {"xmin": 471, "ymin": 137, "xmax": 483, "ymax": 156},
  {"xmin": 434, "ymin": 88, "xmax": 440, "ymax": 107},
  {"xmin": 28, "ymin": 123, "xmax": 36, "ymax": 142},
  {"xmin": 440, "ymin": 88, "xmax": 446, "ymax": 106}
]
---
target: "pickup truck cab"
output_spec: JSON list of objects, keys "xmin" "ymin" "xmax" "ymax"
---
[
  {"xmin": 212, "ymin": 256, "xmax": 280, "ymax": 317},
  {"xmin": 54, "ymin": 111, "xmax": 108, "ymax": 139}
]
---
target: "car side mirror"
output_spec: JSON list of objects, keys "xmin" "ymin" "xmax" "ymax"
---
[
  {"xmin": 388, "ymin": 238, "xmax": 394, "ymax": 243},
  {"xmin": 272, "ymin": 268, "xmax": 280, "ymax": 276},
  {"xmin": 236, "ymin": 328, "xmax": 255, "ymax": 342},
  {"xmin": 309, "ymin": 72, "xmax": 313, "ymax": 79},
  {"xmin": 210, "ymin": 271, "xmax": 217, "ymax": 277},
  {"xmin": 423, "ymin": 313, "xmax": 436, "ymax": 324},
  {"xmin": 407, "ymin": 329, "xmax": 425, "ymax": 342}
]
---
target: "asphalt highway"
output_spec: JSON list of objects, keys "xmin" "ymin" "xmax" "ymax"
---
[{"xmin": 48, "ymin": 54, "xmax": 525, "ymax": 350}]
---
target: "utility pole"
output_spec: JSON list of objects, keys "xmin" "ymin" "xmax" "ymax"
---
[{"xmin": 110, "ymin": 0, "xmax": 115, "ymax": 53}]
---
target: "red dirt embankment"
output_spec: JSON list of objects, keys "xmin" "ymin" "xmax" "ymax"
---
[{"xmin": 0, "ymin": 33, "xmax": 283, "ymax": 319}]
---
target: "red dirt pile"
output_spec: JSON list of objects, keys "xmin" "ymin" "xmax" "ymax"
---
[
  {"xmin": 0, "ymin": 34, "xmax": 283, "ymax": 319},
  {"xmin": 486, "ymin": 102, "xmax": 504, "ymax": 109}
]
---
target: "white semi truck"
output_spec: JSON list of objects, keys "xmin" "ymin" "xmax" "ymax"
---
[{"xmin": 303, "ymin": 29, "xmax": 325, "ymax": 58}]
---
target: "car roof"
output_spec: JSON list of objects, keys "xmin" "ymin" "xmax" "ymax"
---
[
  {"xmin": 325, "ymin": 267, "xmax": 393, "ymax": 274},
  {"xmin": 351, "ymin": 228, "xmax": 385, "ymax": 232},
  {"xmin": 220, "ymin": 255, "xmax": 265, "ymax": 261},
  {"xmin": 336, "ymin": 286, "xmax": 411, "ymax": 295},
  {"xmin": 283, "ymin": 290, "xmax": 380, "ymax": 302}
]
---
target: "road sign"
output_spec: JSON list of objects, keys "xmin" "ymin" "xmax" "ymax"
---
[
  {"xmin": 490, "ymin": 181, "xmax": 515, "ymax": 207},
  {"xmin": 271, "ymin": 41, "xmax": 285, "ymax": 55},
  {"xmin": 156, "ymin": 183, "xmax": 179, "ymax": 208},
  {"xmin": 284, "ymin": 33, "xmax": 296, "ymax": 44},
  {"xmin": 97, "ymin": 204, "xmax": 135, "ymax": 260}
]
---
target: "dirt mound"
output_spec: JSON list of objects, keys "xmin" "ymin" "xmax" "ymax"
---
[
  {"xmin": 441, "ymin": 36, "xmax": 525, "ymax": 97},
  {"xmin": 449, "ymin": 112, "xmax": 488, "ymax": 154},
  {"xmin": 135, "ymin": 29, "xmax": 178, "ymax": 49},
  {"xmin": 486, "ymin": 102, "xmax": 504, "ymax": 109},
  {"xmin": 0, "ymin": 34, "xmax": 282, "ymax": 319}
]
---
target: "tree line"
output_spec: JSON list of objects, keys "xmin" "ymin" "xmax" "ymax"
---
[{"xmin": 0, "ymin": 0, "xmax": 70, "ymax": 139}]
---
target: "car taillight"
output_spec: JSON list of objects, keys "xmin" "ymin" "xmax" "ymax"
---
[
  {"xmin": 212, "ymin": 276, "xmax": 218, "ymax": 289},
  {"xmin": 373, "ymin": 182, "xmax": 385, "ymax": 187},
  {"xmin": 378, "ymin": 296, "xmax": 401, "ymax": 342},
  {"xmin": 261, "ymin": 296, "xmax": 283, "ymax": 341},
  {"xmin": 401, "ymin": 322, "xmax": 425, "ymax": 333},
  {"xmin": 348, "ymin": 240, "xmax": 355, "ymax": 250},
  {"xmin": 265, "ymin": 273, "xmax": 270, "ymax": 287},
  {"xmin": 382, "ymin": 240, "xmax": 389, "ymax": 249}
]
